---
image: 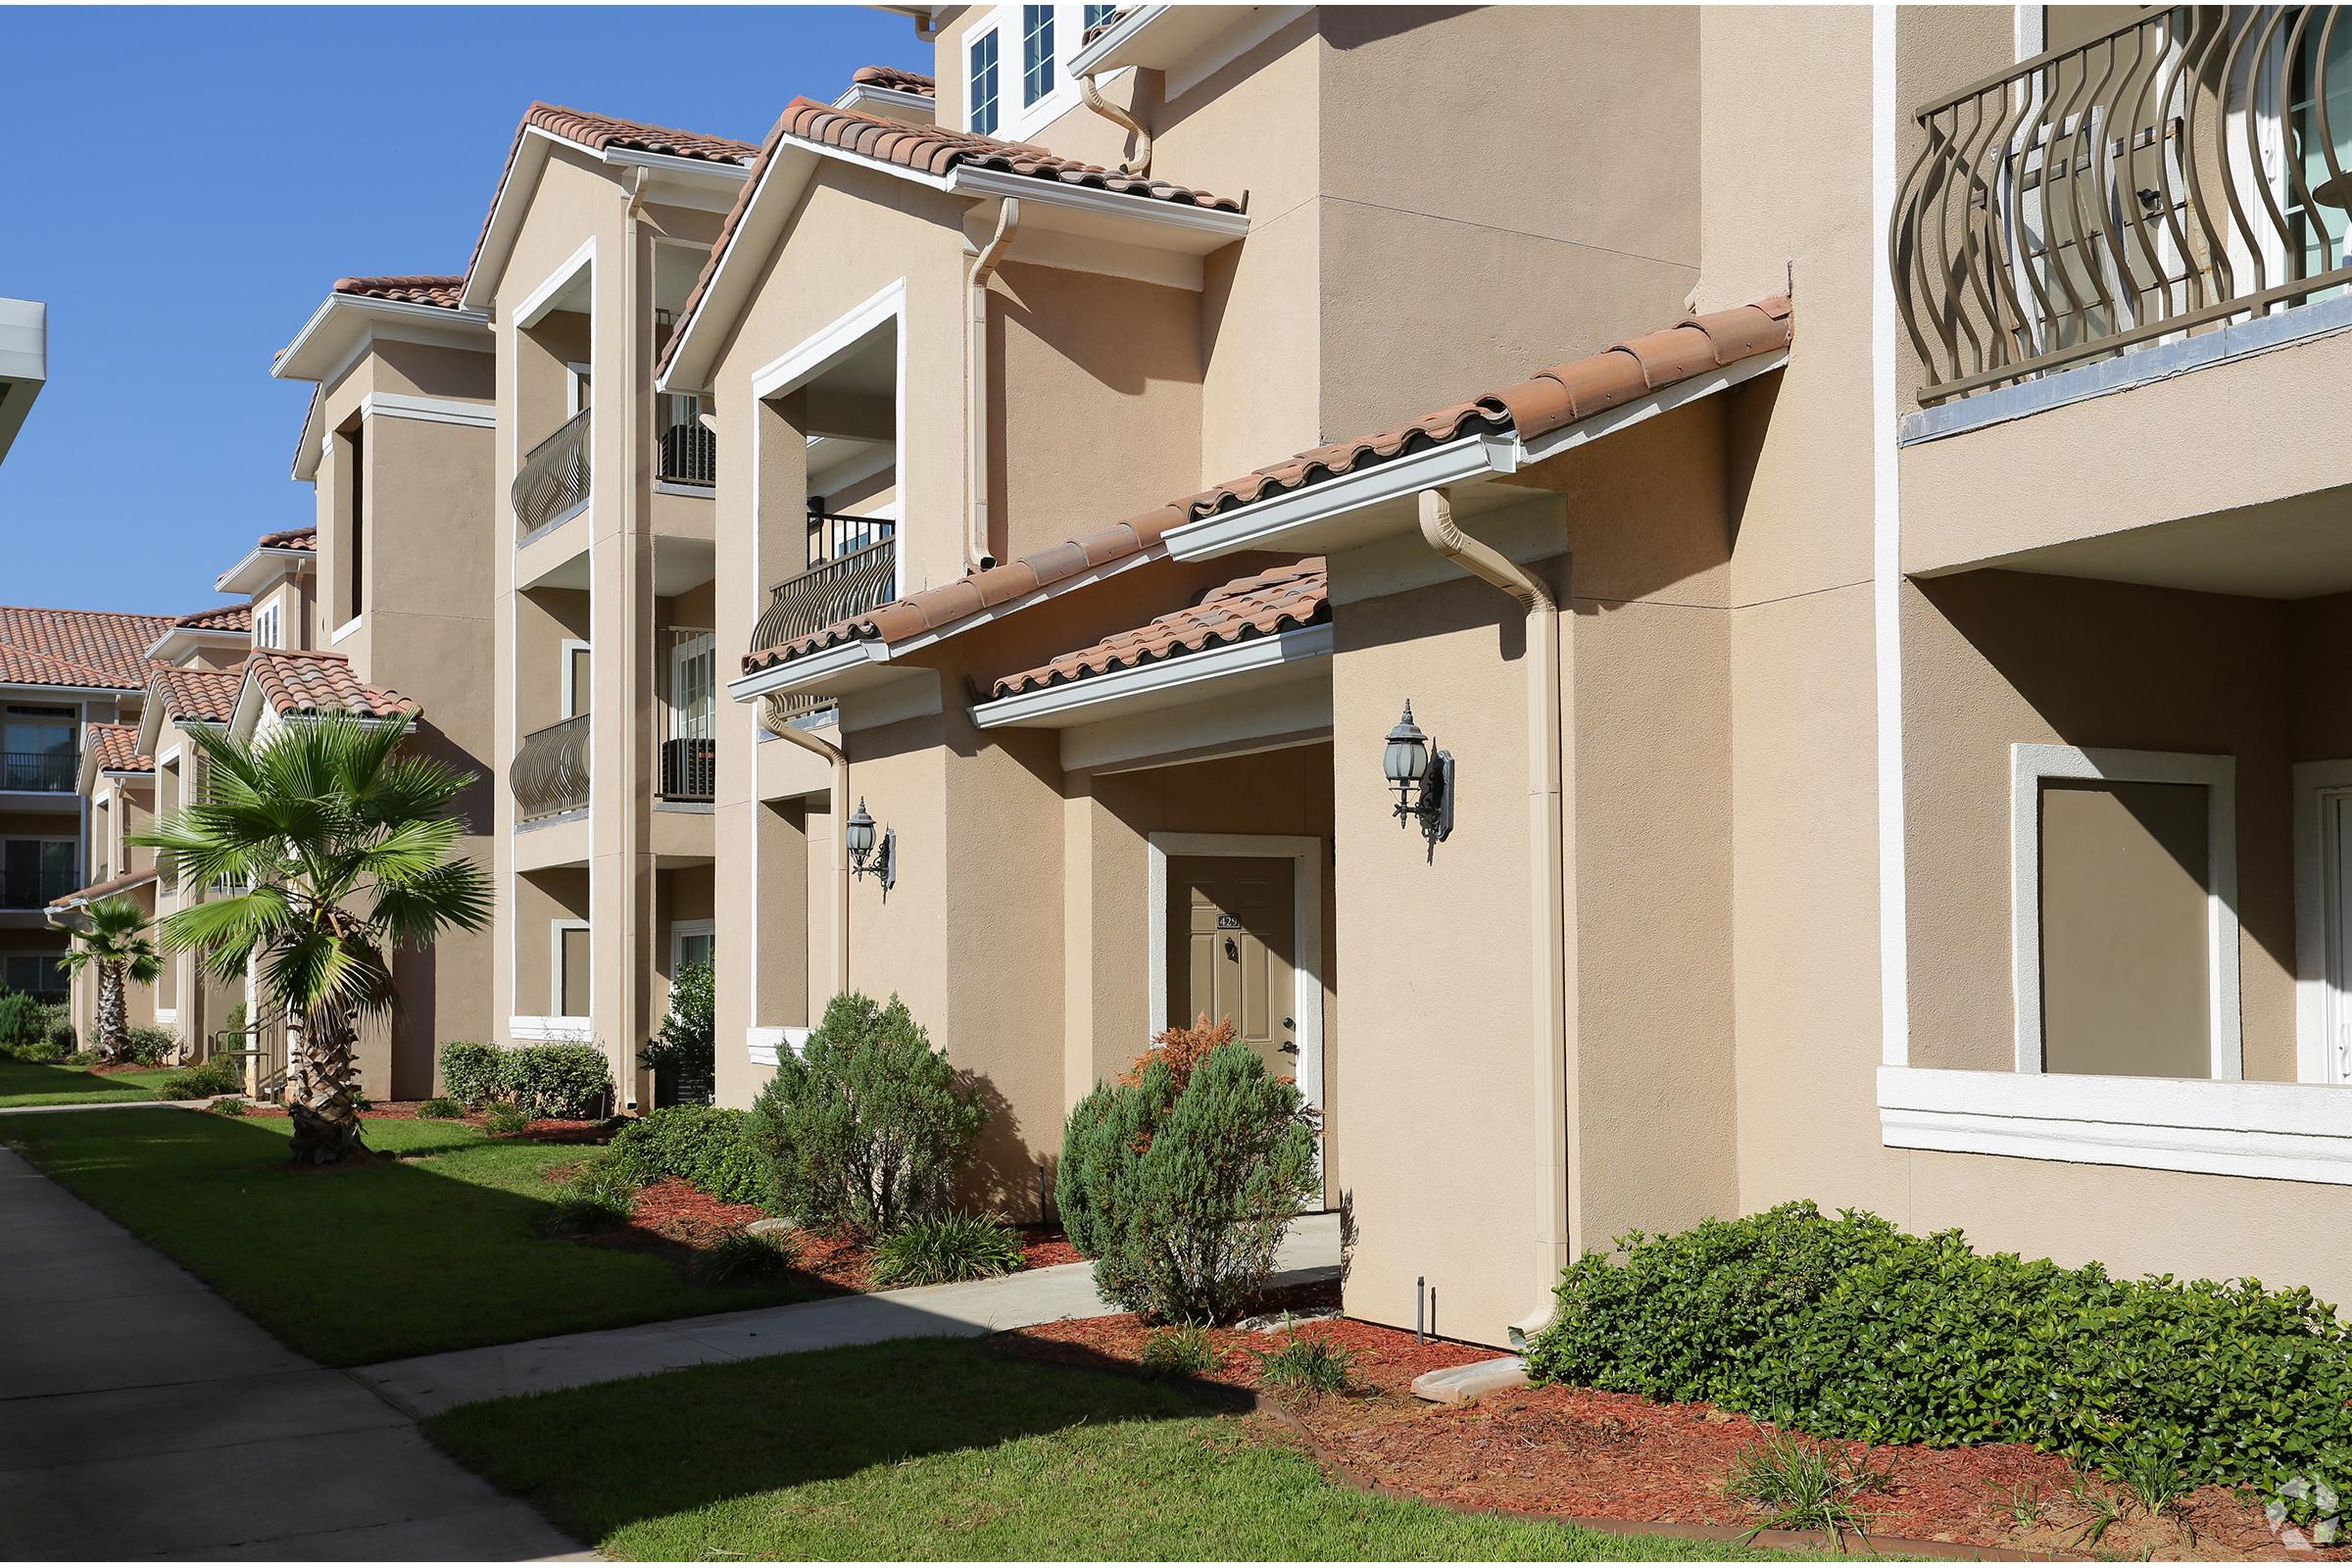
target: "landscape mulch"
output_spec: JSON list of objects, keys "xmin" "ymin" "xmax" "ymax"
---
[{"xmin": 991, "ymin": 1314, "xmax": 2339, "ymax": 1562}]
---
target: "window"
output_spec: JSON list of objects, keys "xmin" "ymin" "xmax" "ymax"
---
[
  {"xmin": 3, "ymin": 706, "xmax": 76, "ymax": 791},
  {"xmin": 969, "ymin": 27, "xmax": 1001, "ymax": 135},
  {"xmin": 3, "ymin": 954, "xmax": 66, "ymax": 999},
  {"xmin": 2, "ymin": 839, "xmax": 77, "ymax": 910},
  {"xmin": 1021, "ymin": 4, "xmax": 1055, "ymax": 105},
  {"xmin": 566, "ymin": 363, "xmax": 592, "ymax": 418},
  {"xmin": 671, "ymin": 920, "xmax": 714, "ymax": 978},
  {"xmin": 346, "ymin": 421, "xmax": 365, "ymax": 624},
  {"xmin": 1084, "ymin": 3, "xmax": 1116, "ymax": 30},
  {"xmin": 556, "ymin": 922, "xmax": 591, "ymax": 1019},
  {"xmin": 563, "ymin": 641, "xmax": 592, "ymax": 720},
  {"xmin": 2011, "ymin": 746, "xmax": 2239, "ymax": 1080},
  {"xmin": 253, "ymin": 602, "xmax": 281, "ymax": 652}
]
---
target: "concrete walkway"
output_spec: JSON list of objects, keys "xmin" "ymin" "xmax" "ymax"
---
[
  {"xmin": 0, "ymin": 1148, "xmax": 583, "ymax": 1561},
  {"xmin": 0, "ymin": 1099, "xmax": 213, "ymax": 1116},
  {"xmin": 357, "ymin": 1211, "xmax": 1345, "ymax": 1419}
]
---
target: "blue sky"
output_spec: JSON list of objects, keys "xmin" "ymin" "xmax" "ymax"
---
[{"xmin": 0, "ymin": 5, "xmax": 927, "ymax": 614}]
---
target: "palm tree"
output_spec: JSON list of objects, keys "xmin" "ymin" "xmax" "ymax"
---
[
  {"xmin": 55, "ymin": 896, "xmax": 163, "ymax": 1062},
  {"xmin": 133, "ymin": 714, "xmax": 490, "ymax": 1164}
]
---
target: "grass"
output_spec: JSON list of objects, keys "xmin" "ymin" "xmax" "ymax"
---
[
  {"xmin": 1723, "ymin": 1436, "xmax": 1891, "ymax": 1549},
  {"xmin": 427, "ymin": 1338, "xmax": 1788, "ymax": 1562},
  {"xmin": 0, "ymin": 1107, "xmax": 835, "ymax": 1365},
  {"xmin": 0, "ymin": 1057, "xmax": 183, "ymax": 1107}
]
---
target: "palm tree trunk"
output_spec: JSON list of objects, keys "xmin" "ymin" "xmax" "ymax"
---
[
  {"xmin": 288, "ymin": 1004, "xmax": 365, "ymax": 1164},
  {"xmin": 97, "ymin": 961, "xmax": 129, "ymax": 1062}
]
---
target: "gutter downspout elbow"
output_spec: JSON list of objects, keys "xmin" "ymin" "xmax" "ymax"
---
[
  {"xmin": 765, "ymin": 720, "xmax": 853, "ymax": 1000},
  {"xmin": 966, "ymin": 197, "xmax": 1021, "ymax": 573},
  {"xmin": 1415, "ymin": 487, "xmax": 1568, "ymax": 1349},
  {"xmin": 1077, "ymin": 70, "xmax": 1152, "ymax": 174}
]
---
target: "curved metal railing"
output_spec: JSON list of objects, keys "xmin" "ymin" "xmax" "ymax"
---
[
  {"xmin": 514, "ymin": 407, "xmax": 591, "ymax": 537},
  {"xmin": 513, "ymin": 713, "xmax": 591, "ymax": 822},
  {"xmin": 1891, "ymin": 6, "xmax": 2352, "ymax": 404},
  {"xmin": 749, "ymin": 530, "xmax": 898, "ymax": 728}
]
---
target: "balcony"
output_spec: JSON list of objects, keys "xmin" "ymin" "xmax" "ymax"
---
[
  {"xmin": 750, "ymin": 515, "xmax": 898, "ymax": 729},
  {"xmin": 659, "ymin": 626, "xmax": 715, "ymax": 804},
  {"xmin": 514, "ymin": 407, "xmax": 591, "ymax": 538},
  {"xmin": 658, "ymin": 416, "xmax": 715, "ymax": 487},
  {"xmin": 1891, "ymin": 6, "xmax": 2352, "ymax": 407},
  {"xmin": 513, "ymin": 713, "xmax": 590, "ymax": 823},
  {"xmin": 2, "ymin": 751, "xmax": 76, "ymax": 792}
]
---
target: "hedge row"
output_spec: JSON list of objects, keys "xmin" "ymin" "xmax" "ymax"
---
[{"xmin": 438, "ymin": 1041, "xmax": 611, "ymax": 1119}]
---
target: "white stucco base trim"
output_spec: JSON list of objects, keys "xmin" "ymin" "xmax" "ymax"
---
[
  {"xmin": 1879, "ymin": 1064, "xmax": 2352, "ymax": 1184},
  {"xmin": 747, "ymin": 1025, "xmax": 811, "ymax": 1067}
]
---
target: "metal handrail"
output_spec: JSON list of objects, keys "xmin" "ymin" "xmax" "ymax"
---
[
  {"xmin": 748, "ymin": 532, "xmax": 899, "ymax": 729},
  {"xmin": 658, "ymin": 420, "xmax": 716, "ymax": 486},
  {"xmin": 1, "ymin": 751, "xmax": 76, "ymax": 791},
  {"xmin": 514, "ymin": 407, "xmax": 591, "ymax": 537},
  {"xmin": 513, "ymin": 713, "xmax": 591, "ymax": 822},
  {"xmin": 1891, "ymin": 6, "xmax": 2352, "ymax": 404}
]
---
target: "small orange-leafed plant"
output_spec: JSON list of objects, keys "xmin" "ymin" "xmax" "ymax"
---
[{"xmin": 1120, "ymin": 1012, "xmax": 1236, "ymax": 1093}]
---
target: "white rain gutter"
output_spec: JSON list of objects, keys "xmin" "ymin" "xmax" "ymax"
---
[
  {"xmin": 1416, "ymin": 487, "xmax": 1569, "ymax": 1348},
  {"xmin": 765, "ymin": 720, "xmax": 852, "ymax": 999},
  {"xmin": 966, "ymin": 197, "xmax": 1021, "ymax": 571}
]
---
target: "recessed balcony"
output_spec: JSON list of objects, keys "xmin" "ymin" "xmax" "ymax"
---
[
  {"xmin": 750, "ymin": 514, "xmax": 898, "ymax": 730},
  {"xmin": 2, "ymin": 750, "xmax": 76, "ymax": 793},
  {"xmin": 514, "ymin": 407, "xmax": 591, "ymax": 538}
]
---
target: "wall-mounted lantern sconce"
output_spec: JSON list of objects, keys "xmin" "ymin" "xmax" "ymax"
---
[
  {"xmin": 1383, "ymin": 701, "xmax": 1453, "ymax": 862},
  {"xmin": 845, "ymin": 797, "xmax": 896, "ymax": 897}
]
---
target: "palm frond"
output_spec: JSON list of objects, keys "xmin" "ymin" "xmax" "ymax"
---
[
  {"xmin": 158, "ymin": 886, "xmax": 297, "ymax": 960},
  {"xmin": 355, "ymin": 815, "xmax": 464, "ymax": 886},
  {"xmin": 371, "ymin": 858, "xmax": 494, "ymax": 945}
]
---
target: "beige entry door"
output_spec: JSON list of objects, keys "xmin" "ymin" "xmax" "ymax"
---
[{"xmin": 1167, "ymin": 856, "xmax": 1298, "ymax": 1079}]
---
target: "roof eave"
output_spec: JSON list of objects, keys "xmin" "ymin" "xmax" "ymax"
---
[
  {"xmin": 973, "ymin": 619, "xmax": 1334, "ymax": 729},
  {"xmin": 272, "ymin": 293, "xmax": 489, "ymax": 384},
  {"xmin": 214, "ymin": 546, "xmax": 314, "ymax": 596}
]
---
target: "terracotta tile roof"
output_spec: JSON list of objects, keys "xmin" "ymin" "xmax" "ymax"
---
[
  {"xmin": 852, "ymin": 65, "xmax": 937, "ymax": 97},
  {"xmin": 246, "ymin": 651, "xmax": 419, "ymax": 721},
  {"xmin": 172, "ymin": 605, "xmax": 252, "ymax": 633},
  {"xmin": 1082, "ymin": 7, "xmax": 1130, "ymax": 43},
  {"xmin": 149, "ymin": 663, "xmax": 247, "ymax": 725},
  {"xmin": 258, "ymin": 526, "xmax": 317, "ymax": 552},
  {"xmin": 85, "ymin": 723, "xmax": 150, "ymax": 773},
  {"xmin": 0, "ymin": 607, "xmax": 178, "ymax": 691},
  {"xmin": 333, "ymin": 275, "xmax": 466, "ymax": 309},
  {"xmin": 744, "ymin": 297, "xmax": 1791, "ymax": 675},
  {"xmin": 664, "ymin": 98, "xmax": 1241, "ymax": 381},
  {"xmin": 47, "ymin": 866, "xmax": 157, "ymax": 910},
  {"xmin": 992, "ymin": 562, "xmax": 1328, "ymax": 698}
]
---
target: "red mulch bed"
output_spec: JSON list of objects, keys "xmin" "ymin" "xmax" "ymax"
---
[{"xmin": 992, "ymin": 1314, "xmax": 2338, "ymax": 1561}]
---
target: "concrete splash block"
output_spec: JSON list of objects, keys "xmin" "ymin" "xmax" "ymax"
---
[{"xmin": 1409, "ymin": 1354, "xmax": 1529, "ymax": 1404}]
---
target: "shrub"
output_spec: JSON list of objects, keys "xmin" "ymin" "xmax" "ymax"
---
[
  {"xmin": 208, "ymin": 1096, "xmax": 249, "ymax": 1117},
  {"xmin": 124, "ymin": 1026, "xmax": 176, "ymax": 1067},
  {"xmin": 1140, "ymin": 1323, "xmax": 1222, "ymax": 1379},
  {"xmin": 639, "ymin": 960, "xmax": 714, "ymax": 1102},
  {"xmin": 869, "ymin": 1213, "xmax": 1025, "ymax": 1288},
  {"xmin": 609, "ymin": 1105, "xmax": 766, "ymax": 1206},
  {"xmin": 60, "ymin": 1049, "xmax": 98, "ymax": 1068},
  {"xmin": 747, "ymin": 992, "xmax": 986, "ymax": 1240},
  {"xmin": 504, "ymin": 1042, "xmax": 611, "ymax": 1119},
  {"xmin": 416, "ymin": 1096, "xmax": 466, "ymax": 1120},
  {"xmin": 0, "ymin": 990, "xmax": 44, "ymax": 1047},
  {"xmin": 543, "ymin": 1162, "xmax": 636, "ymax": 1234},
  {"xmin": 1252, "ymin": 1331, "xmax": 1357, "ymax": 1399},
  {"xmin": 1525, "ymin": 1201, "xmax": 2352, "ymax": 1515},
  {"xmin": 43, "ymin": 1014, "xmax": 75, "ymax": 1056},
  {"xmin": 439, "ymin": 1042, "xmax": 505, "ymax": 1106},
  {"xmin": 1723, "ymin": 1436, "xmax": 1889, "ymax": 1547},
  {"xmin": 1063, "ymin": 1040, "xmax": 1319, "ymax": 1324},
  {"xmin": 159, "ymin": 1058, "xmax": 242, "ymax": 1100},
  {"xmin": 482, "ymin": 1101, "xmax": 530, "ymax": 1136},
  {"xmin": 689, "ymin": 1227, "xmax": 800, "ymax": 1287}
]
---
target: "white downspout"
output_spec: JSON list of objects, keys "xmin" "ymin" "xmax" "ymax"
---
[
  {"xmin": 965, "ymin": 197, "xmax": 1020, "ymax": 572},
  {"xmin": 765, "ymin": 720, "xmax": 852, "ymax": 1001},
  {"xmin": 1416, "ymin": 487, "xmax": 1569, "ymax": 1347},
  {"xmin": 1076, "ymin": 71, "xmax": 1152, "ymax": 174}
]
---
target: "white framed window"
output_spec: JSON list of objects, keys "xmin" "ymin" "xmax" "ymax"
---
[
  {"xmin": 1021, "ymin": 4, "xmax": 1055, "ymax": 105},
  {"xmin": 2293, "ymin": 760, "xmax": 2352, "ymax": 1086},
  {"xmin": 253, "ymin": 602, "xmax": 281, "ymax": 652},
  {"xmin": 2010, "ymin": 744, "xmax": 2241, "ymax": 1081},
  {"xmin": 561, "ymin": 639, "xmax": 592, "ymax": 720},
  {"xmin": 966, "ymin": 4, "xmax": 1084, "ymax": 142},
  {"xmin": 565, "ymin": 363, "xmax": 592, "ymax": 418},
  {"xmin": 670, "ymin": 918, "xmax": 714, "ymax": 979},
  {"xmin": 551, "ymin": 919, "xmax": 591, "ymax": 1021},
  {"xmin": 968, "ymin": 26, "xmax": 1001, "ymax": 135}
]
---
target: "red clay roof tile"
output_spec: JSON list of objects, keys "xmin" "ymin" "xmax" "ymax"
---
[
  {"xmin": 332, "ymin": 275, "xmax": 466, "ymax": 309},
  {"xmin": 172, "ymin": 605, "xmax": 252, "ymax": 634},
  {"xmin": 851, "ymin": 65, "xmax": 938, "ymax": 97},
  {"xmin": 0, "ymin": 607, "xmax": 179, "ymax": 691},
  {"xmin": 245, "ymin": 651, "xmax": 419, "ymax": 721},
  {"xmin": 149, "ymin": 663, "xmax": 248, "ymax": 725},
  {"xmin": 84, "ymin": 722, "xmax": 150, "ymax": 773},
  {"xmin": 992, "ymin": 561, "xmax": 1328, "ymax": 698},
  {"xmin": 258, "ymin": 525, "xmax": 318, "ymax": 552}
]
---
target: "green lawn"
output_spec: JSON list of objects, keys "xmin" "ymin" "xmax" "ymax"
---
[
  {"xmin": 0, "ymin": 1057, "xmax": 183, "ymax": 1107},
  {"xmin": 0, "ymin": 1108, "xmax": 835, "ymax": 1364},
  {"xmin": 428, "ymin": 1338, "xmax": 1783, "ymax": 1561}
]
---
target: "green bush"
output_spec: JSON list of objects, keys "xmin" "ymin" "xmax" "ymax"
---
[
  {"xmin": 1064, "ymin": 1043, "xmax": 1319, "ymax": 1324},
  {"xmin": 689, "ymin": 1227, "xmax": 800, "ymax": 1287},
  {"xmin": 124, "ymin": 1026, "xmax": 176, "ymax": 1067},
  {"xmin": 43, "ymin": 1013, "xmax": 75, "ymax": 1056},
  {"xmin": 439, "ymin": 1042, "xmax": 505, "ymax": 1106},
  {"xmin": 609, "ymin": 1105, "xmax": 766, "ymax": 1206},
  {"xmin": 870, "ymin": 1213, "xmax": 1025, "ymax": 1288},
  {"xmin": 158, "ymin": 1058, "xmax": 242, "ymax": 1100},
  {"xmin": 543, "ymin": 1159, "xmax": 637, "ymax": 1234},
  {"xmin": 482, "ymin": 1101, "xmax": 531, "ymax": 1136},
  {"xmin": 1139, "ymin": 1323, "xmax": 1222, "ymax": 1379},
  {"xmin": 208, "ymin": 1096, "xmax": 250, "ymax": 1118},
  {"xmin": 1525, "ymin": 1201, "xmax": 2352, "ymax": 1513},
  {"xmin": 639, "ymin": 959, "xmax": 714, "ymax": 1102},
  {"xmin": 748, "ymin": 992, "xmax": 986, "ymax": 1240},
  {"xmin": 0, "ymin": 990, "xmax": 44, "ymax": 1047},
  {"xmin": 1252, "ymin": 1331, "xmax": 1357, "ymax": 1399},
  {"xmin": 415, "ymin": 1096, "xmax": 466, "ymax": 1119},
  {"xmin": 504, "ymin": 1043, "xmax": 611, "ymax": 1119}
]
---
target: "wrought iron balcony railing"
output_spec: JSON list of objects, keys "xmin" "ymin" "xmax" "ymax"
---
[
  {"xmin": 514, "ymin": 407, "xmax": 591, "ymax": 537},
  {"xmin": 1892, "ymin": 6, "xmax": 2352, "ymax": 405},
  {"xmin": 513, "ymin": 713, "xmax": 591, "ymax": 822},
  {"xmin": 658, "ymin": 420, "xmax": 716, "ymax": 487},
  {"xmin": 660, "ymin": 737, "xmax": 715, "ymax": 800},
  {"xmin": 749, "ymin": 522, "xmax": 898, "ymax": 729},
  {"xmin": 1, "ymin": 751, "xmax": 76, "ymax": 792}
]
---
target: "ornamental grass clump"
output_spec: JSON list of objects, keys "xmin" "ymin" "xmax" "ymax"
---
[
  {"xmin": 1723, "ymin": 1435, "xmax": 1889, "ymax": 1548},
  {"xmin": 868, "ymin": 1213, "xmax": 1024, "ymax": 1287},
  {"xmin": 1526, "ymin": 1200, "xmax": 2352, "ymax": 1521},
  {"xmin": 747, "ymin": 992, "xmax": 985, "ymax": 1241},
  {"xmin": 1252, "ymin": 1331, "xmax": 1357, "ymax": 1400},
  {"xmin": 689, "ymin": 1227, "xmax": 800, "ymax": 1287}
]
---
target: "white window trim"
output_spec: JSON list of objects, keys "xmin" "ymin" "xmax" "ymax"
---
[
  {"xmin": 564, "ymin": 362, "xmax": 592, "ymax": 418},
  {"xmin": 2293, "ymin": 760, "xmax": 2352, "ymax": 1085},
  {"xmin": 550, "ymin": 917, "xmax": 590, "ymax": 1021},
  {"xmin": 669, "ymin": 917, "xmax": 715, "ymax": 977},
  {"xmin": 560, "ymin": 639, "xmax": 592, "ymax": 720},
  {"xmin": 329, "ymin": 614, "xmax": 364, "ymax": 646},
  {"xmin": 968, "ymin": 3, "xmax": 1084, "ymax": 142},
  {"xmin": 1143, "ymin": 832, "xmax": 1324, "ymax": 1116},
  {"xmin": 2010, "ymin": 744, "xmax": 2241, "ymax": 1079}
]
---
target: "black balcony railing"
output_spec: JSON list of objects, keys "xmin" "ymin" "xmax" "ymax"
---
[
  {"xmin": 514, "ymin": 407, "xmax": 591, "ymax": 537},
  {"xmin": 661, "ymin": 737, "xmax": 715, "ymax": 800},
  {"xmin": 1, "ymin": 751, "xmax": 76, "ymax": 792},
  {"xmin": 0, "ymin": 871, "xmax": 75, "ymax": 911},
  {"xmin": 513, "ymin": 713, "xmax": 591, "ymax": 822},
  {"xmin": 750, "ymin": 522, "xmax": 899, "ymax": 729},
  {"xmin": 1893, "ymin": 6, "xmax": 2352, "ymax": 404},
  {"xmin": 658, "ymin": 420, "xmax": 716, "ymax": 486}
]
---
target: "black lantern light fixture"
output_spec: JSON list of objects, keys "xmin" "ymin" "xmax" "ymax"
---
[
  {"xmin": 1383, "ymin": 701, "xmax": 1453, "ymax": 861},
  {"xmin": 845, "ymin": 797, "xmax": 896, "ymax": 896}
]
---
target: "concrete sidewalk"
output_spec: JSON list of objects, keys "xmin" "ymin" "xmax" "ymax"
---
[
  {"xmin": 0, "ymin": 1099, "xmax": 213, "ymax": 1116},
  {"xmin": 357, "ymin": 1211, "xmax": 1344, "ymax": 1419},
  {"xmin": 0, "ymin": 1148, "xmax": 583, "ymax": 1561}
]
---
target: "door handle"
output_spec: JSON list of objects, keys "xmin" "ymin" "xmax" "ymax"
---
[
  {"xmin": 1283, "ymin": 1016, "xmax": 1295, "ymax": 1029},
  {"xmin": 1280, "ymin": 1041, "xmax": 1298, "ymax": 1054},
  {"xmin": 1224, "ymin": 937, "xmax": 1239, "ymax": 960}
]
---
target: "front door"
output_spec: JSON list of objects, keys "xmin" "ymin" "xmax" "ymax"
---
[{"xmin": 1166, "ymin": 856, "xmax": 1298, "ymax": 1081}]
